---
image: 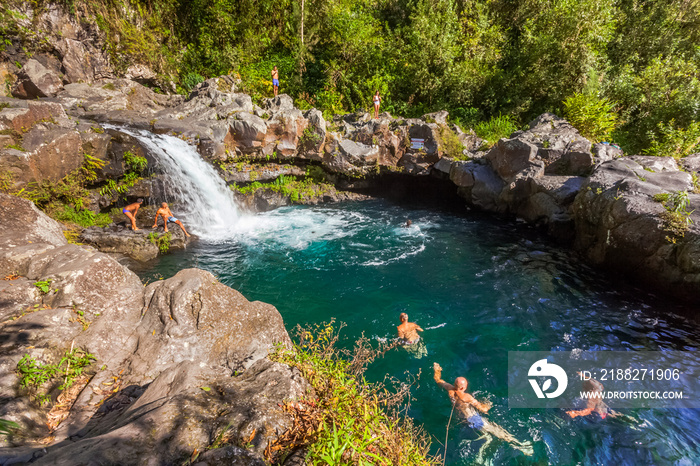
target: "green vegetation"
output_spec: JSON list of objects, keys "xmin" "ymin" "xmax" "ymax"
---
[
  {"xmin": 148, "ymin": 231, "xmax": 172, "ymax": 253},
  {"xmin": 34, "ymin": 279, "xmax": 53, "ymax": 294},
  {"xmin": 653, "ymin": 190, "xmax": 695, "ymax": 243},
  {"xmin": 3, "ymin": 0, "xmax": 698, "ymax": 153},
  {"xmin": 232, "ymin": 171, "xmax": 334, "ymax": 203},
  {"xmin": 268, "ymin": 321, "xmax": 437, "ymax": 465},
  {"xmin": 0, "ymin": 419, "xmax": 19, "ymax": 436},
  {"xmin": 16, "ymin": 348, "xmax": 96, "ymax": 405},
  {"xmin": 53, "ymin": 204, "xmax": 111, "ymax": 227},
  {"xmin": 0, "ymin": 102, "xmax": 10, "ymax": 110},
  {"xmin": 437, "ymin": 124, "xmax": 466, "ymax": 159},
  {"xmin": 474, "ymin": 115, "xmax": 518, "ymax": 148},
  {"xmin": 563, "ymin": 93, "xmax": 618, "ymax": 143},
  {"xmin": 643, "ymin": 120, "xmax": 700, "ymax": 159},
  {"xmin": 99, "ymin": 151, "xmax": 147, "ymax": 197}
]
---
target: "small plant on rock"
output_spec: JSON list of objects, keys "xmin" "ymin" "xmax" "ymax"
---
[{"xmin": 654, "ymin": 190, "xmax": 695, "ymax": 242}]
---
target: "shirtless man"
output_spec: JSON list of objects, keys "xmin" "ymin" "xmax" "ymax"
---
[
  {"xmin": 397, "ymin": 313, "xmax": 423, "ymax": 345},
  {"xmin": 271, "ymin": 66, "xmax": 279, "ymax": 97},
  {"xmin": 122, "ymin": 198, "xmax": 143, "ymax": 231},
  {"xmin": 433, "ymin": 363, "xmax": 533, "ymax": 457},
  {"xmin": 567, "ymin": 378, "xmax": 621, "ymax": 419},
  {"xmin": 152, "ymin": 202, "xmax": 191, "ymax": 237}
]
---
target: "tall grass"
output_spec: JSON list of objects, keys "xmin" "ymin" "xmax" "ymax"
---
[
  {"xmin": 474, "ymin": 115, "xmax": 519, "ymax": 148},
  {"xmin": 268, "ymin": 321, "xmax": 440, "ymax": 466}
]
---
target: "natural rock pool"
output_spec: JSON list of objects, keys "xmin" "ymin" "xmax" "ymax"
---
[{"xmin": 138, "ymin": 199, "xmax": 700, "ymax": 465}]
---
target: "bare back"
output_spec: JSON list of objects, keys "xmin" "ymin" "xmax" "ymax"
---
[{"xmin": 397, "ymin": 322, "xmax": 422, "ymax": 342}]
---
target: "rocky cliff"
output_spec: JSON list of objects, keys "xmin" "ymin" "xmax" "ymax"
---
[
  {"xmin": 0, "ymin": 194, "xmax": 305, "ymax": 465},
  {"xmin": 1, "ymin": 61, "xmax": 699, "ymax": 299}
]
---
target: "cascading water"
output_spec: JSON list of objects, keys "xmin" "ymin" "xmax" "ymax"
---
[{"xmin": 108, "ymin": 127, "xmax": 240, "ymax": 239}]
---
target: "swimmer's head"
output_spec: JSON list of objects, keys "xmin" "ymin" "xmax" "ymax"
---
[
  {"xmin": 454, "ymin": 377, "xmax": 468, "ymax": 391},
  {"xmin": 161, "ymin": 202, "xmax": 168, "ymax": 208},
  {"xmin": 400, "ymin": 313, "xmax": 408, "ymax": 323},
  {"xmin": 137, "ymin": 198, "xmax": 144, "ymax": 204},
  {"xmin": 583, "ymin": 379, "xmax": 604, "ymax": 392},
  {"xmin": 406, "ymin": 219, "xmax": 412, "ymax": 226}
]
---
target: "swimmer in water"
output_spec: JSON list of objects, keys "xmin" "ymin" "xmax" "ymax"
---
[
  {"xmin": 433, "ymin": 362, "xmax": 533, "ymax": 458},
  {"xmin": 566, "ymin": 377, "xmax": 633, "ymax": 420},
  {"xmin": 397, "ymin": 312, "xmax": 423, "ymax": 344},
  {"xmin": 403, "ymin": 219, "xmax": 412, "ymax": 228},
  {"xmin": 397, "ymin": 313, "xmax": 427, "ymax": 358}
]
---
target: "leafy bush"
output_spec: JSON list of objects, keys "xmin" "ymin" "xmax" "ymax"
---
[
  {"xmin": 123, "ymin": 151, "xmax": 148, "ymax": 172},
  {"xmin": 437, "ymin": 124, "xmax": 466, "ymax": 160},
  {"xmin": 643, "ymin": 119, "xmax": 700, "ymax": 159},
  {"xmin": 267, "ymin": 321, "xmax": 438, "ymax": 465},
  {"xmin": 148, "ymin": 232, "xmax": 172, "ymax": 253},
  {"xmin": 653, "ymin": 190, "xmax": 695, "ymax": 242},
  {"xmin": 563, "ymin": 93, "xmax": 618, "ymax": 143},
  {"xmin": 182, "ymin": 72, "xmax": 205, "ymax": 93},
  {"xmin": 474, "ymin": 114, "xmax": 519, "ymax": 148},
  {"xmin": 53, "ymin": 205, "xmax": 111, "ymax": 228}
]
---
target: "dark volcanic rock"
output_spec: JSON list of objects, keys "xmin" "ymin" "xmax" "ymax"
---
[{"xmin": 572, "ymin": 158, "xmax": 700, "ymax": 299}]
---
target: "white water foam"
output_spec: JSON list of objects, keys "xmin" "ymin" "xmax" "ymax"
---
[{"xmin": 107, "ymin": 127, "xmax": 240, "ymax": 239}]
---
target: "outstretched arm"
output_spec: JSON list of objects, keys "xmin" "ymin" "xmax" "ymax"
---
[{"xmin": 433, "ymin": 363, "xmax": 453, "ymax": 391}]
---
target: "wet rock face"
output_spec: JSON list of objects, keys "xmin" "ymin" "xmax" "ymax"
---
[{"xmin": 0, "ymin": 194, "xmax": 304, "ymax": 464}]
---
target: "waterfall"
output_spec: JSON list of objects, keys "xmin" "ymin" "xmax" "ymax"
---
[{"xmin": 108, "ymin": 126, "xmax": 240, "ymax": 240}]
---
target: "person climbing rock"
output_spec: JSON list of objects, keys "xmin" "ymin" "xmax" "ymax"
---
[
  {"xmin": 373, "ymin": 90, "xmax": 382, "ymax": 118},
  {"xmin": 272, "ymin": 66, "xmax": 279, "ymax": 97},
  {"xmin": 433, "ymin": 363, "xmax": 534, "ymax": 457},
  {"xmin": 122, "ymin": 198, "xmax": 143, "ymax": 231},
  {"xmin": 397, "ymin": 312, "xmax": 423, "ymax": 345},
  {"xmin": 153, "ymin": 202, "xmax": 191, "ymax": 237}
]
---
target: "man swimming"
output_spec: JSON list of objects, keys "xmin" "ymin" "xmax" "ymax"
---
[
  {"xmin": 433, "ymin": 362, "xmax": 533, "ymax": 457},
  {"xmin": 152, "ymin": 202, "xmax": 191, "ymax": 237},
  {"xmin": 397, "ymin": 313, "xmax": 423, "ymax": 345},
  {"xmin": 122, "ymin": 198, "xmax": 143, "ymax": 230},
  {"xmin": 567, "ymin": 377, "xmax": 621, "ymax": 419},
  {"xmin": 271, "ymin": 66, "xmax": 279, "ymax": 97}
]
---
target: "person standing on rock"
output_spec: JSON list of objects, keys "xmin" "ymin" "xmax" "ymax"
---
[
  {"xmin": 271, "ymin": 66, "xmax": 279, "ymax": 97},
  {"xmin": 433, "ymin": 363, "xmax": 534, "ymax": 458},
  {"xmin": 152, "ymin": 202, "xmax": 191, "ymax": 237},
  {"xmin": 373, "ymin": 90, "xmax": 382, "ymax": 118},
  {"xmin": 122, "ymin": 198, "xmax": 144, "ymax": 231}
]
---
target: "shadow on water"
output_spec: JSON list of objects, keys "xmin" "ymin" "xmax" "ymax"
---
[{"xmin": 137, "ymin": 198, "xmax": 700, "ymax": 465}]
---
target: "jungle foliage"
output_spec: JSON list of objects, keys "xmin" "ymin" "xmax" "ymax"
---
[{"xmin": 3, "ymin": 0, "xmax": 700, "ymax": 155}]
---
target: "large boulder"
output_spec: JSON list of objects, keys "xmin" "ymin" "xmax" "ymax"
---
[
  {"xmin": 485, "ymin": 138, "xmax": 543, "ymax": 181},
  {"xmin": 572, "ymin": 158, "xmax": 700, "ymax": 299},
  {"xmin": 0, "ymin": 194, "xmax": 304, "ymax": 465},
  {"xmin": 523, "ymin": 113, "xmax": 593, "ymax": 176},
  {"xmin": 79, "ymin": 226, "xmax": 192, "ymax": 262},
  {"xmin": 11, "ymin": 59, "xmax": 64, "ymax": 99}
]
